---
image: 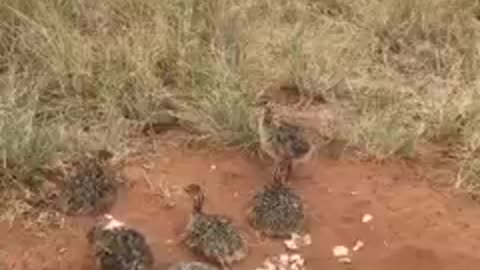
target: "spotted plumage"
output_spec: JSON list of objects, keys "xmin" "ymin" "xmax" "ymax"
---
[
  {"xmin": 59, "ymin": 156, "xmax": 118, "ymax": 215},
  {"xmin": 258, "ymin": 105, "xmax": 312, "ymax": 161},
  {"xmin": 257, "ymin": 100, "xmax": 313, "ymax": 180},
  {"xmin": 247, "ymin": 169, "xmax": 305, "ymax": 238},
  {"xmin": 180, "ymin": 184, "xmax": 248, "ymax": 270},
  {"xmin": 87, "ymin": 215, "xmax": 155, "ymax": 270}
]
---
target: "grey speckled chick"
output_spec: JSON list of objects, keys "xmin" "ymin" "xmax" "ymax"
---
[
  {"xmin": 257, "ymin": 99, "xmax": 313, "ymax": 180},
  {"xmin": 247, "ymin": 162, "xmax": 305, "ymax": 238},
  {"xmin": 60, "ymin": 156, "xmax": 119, "ymax": 215},
  {"xmin": 168, "ymin": 261, "xmax": 219, "ymax": 270},
  {"xmin": 87, "ymin": 214, "xmax": 155, "ymax": 270},
  {"xmin": 180, "ymin": 184, "xmax": 248, "ymax": 270}
]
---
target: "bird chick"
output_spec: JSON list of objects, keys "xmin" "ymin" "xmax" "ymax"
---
[
  {"xmin": 247, "ymin": 165, "xmax": 306, "ymax": 239},
  {"xmin": 59, "ymin": 155, "xmax": 119, "ymax": 216},
  {"xmin": 87, "ymin": 214, "xmax": 155, "ymax": 270},
  {"xmin": 256, "ymin": 99, "xmax": 313, "ymax": 180},
  {"xmin": 179, "ymin": 184, "xmax": 248, "ymax": 270}
]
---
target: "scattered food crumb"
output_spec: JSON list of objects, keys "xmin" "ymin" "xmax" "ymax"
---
[
  {"xmin": 289, "ymin": 253, "xmax": 304, "ymax": 266},
  {"xmin": 338, "ymin": 257, "xmax": 352, "ymax": 264},
  {"xmin": 103, "ymin": 214, "xmax": 125, "ymax": 230},
  {"xmin": 333, "ymin": 245, "xmax": 352, "ymax": 264},
  {"xmin": 352, "ymin": 240, "xmax": 364, "ymax": 252},
  {"xmin": 163, "ymin": 201, "xmax": 176, "ymax": 208},
  {"xmin": 362, "ymin": 213, "xmax": 373, "ymax": 223},
  {"xmin": 263, "ymin": 259, "xmax": 276, "ymax": 270},
  {"xmin": 279, "ymin": 254, "xmax": 289, "ymax": 265},
  {"xmin": 284, "ymin": 239, "xmax": 298, "ymax": 250},
  {"xmin": 332, "ymin": 245, "xmax": 349, "ymax": 257},
  {"xmin": 256, "ymin": 253, "xmax": 306, "ymax": 270},
  {"xmin": 284, "ymin": 233, "xmax": 312, "ymax": 250},
  {"xmin": 302, "ymin": 234, "xmax": 312, "ymax": 246}
]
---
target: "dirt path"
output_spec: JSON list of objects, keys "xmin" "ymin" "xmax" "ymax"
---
[{"xmin": 1, "ymin": 144, "xmax": 480, "ymax": 270}]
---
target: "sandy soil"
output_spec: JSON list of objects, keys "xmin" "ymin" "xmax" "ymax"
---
[{"xmin": 1, "ymin": 142, "xmax": 480, "ymax": 270}]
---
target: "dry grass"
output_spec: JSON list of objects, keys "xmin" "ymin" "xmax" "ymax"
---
[{"xmin": 1, "ymin": 0, "xmax": 480, "ymax": 197}]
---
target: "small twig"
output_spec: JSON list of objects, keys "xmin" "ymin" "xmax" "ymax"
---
[
  {"xmin": 157, "ymin": 179, "xmax": 172, "ymax": 200},
  {"xmin": 455, "ymin": 149, "xmax": 475, "ymax": 189},
  {"xmin": 141, "ymin": 170, "xmax": 156, "ymax": 191},
  {"xmin": 454, "ymin": 165, "xmax": 465, "ymax": 189}
]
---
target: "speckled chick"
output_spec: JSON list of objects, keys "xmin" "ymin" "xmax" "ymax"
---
[
  {"xmin": 87, "ymin": 214, "xmax": 155, "ymax": 270},
  {"xmin": 180, "ymin": 184, "xmax": 248, "ymax": 270},
  {"xmin": 60, "ymin": 156, "xmax": 118, "ymax": 215},
  {"xmin": 257, "ymin": 100, "xmax": 313, "ymax": 169},
  {"xmin": 247, "ymin": 162, "xmax": 306, "ymax": 238}
]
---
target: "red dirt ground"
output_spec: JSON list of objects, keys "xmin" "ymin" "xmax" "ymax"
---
[{"xmin": 1, "ymin": 143, "xmax": 480, "ymax": 270}]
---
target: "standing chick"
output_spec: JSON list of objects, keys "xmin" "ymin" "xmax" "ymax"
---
[
  {"xmin": 179, "ymin": 184, "xmax": 248, "ymax": 270},
  {"xmin": 257, "ymin": 99, "xmax": 313, "ymax": 181},
  {"xmin": 247, "ymin": 158, "xmax": 306, "ymax": 238}
]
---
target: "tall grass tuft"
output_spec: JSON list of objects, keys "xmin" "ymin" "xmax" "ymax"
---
[{"xmin": 0, "ymin": 0, "xmax": 479, "ymax": 193}]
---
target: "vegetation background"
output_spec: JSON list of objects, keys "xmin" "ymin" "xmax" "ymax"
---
[{"xmin": 1, "ymin": 0, "xmax": 480, "ymax": 217}]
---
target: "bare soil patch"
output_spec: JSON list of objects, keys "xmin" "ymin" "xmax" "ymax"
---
[{"xmin": 1, "ymin": 143, "xmax": 480, "ymax": 270}]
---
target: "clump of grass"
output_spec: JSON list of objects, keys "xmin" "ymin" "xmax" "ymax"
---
[
  {"xmin": 0, "ymin": 70, "xmax": 61, "ymax": 189},
  {"xmin": 1, "ymin": 0, "xmax": 480, "ymax": 201}
]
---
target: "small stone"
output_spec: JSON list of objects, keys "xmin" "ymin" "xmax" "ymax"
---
[{"xmin": 362, "ymin": 213, "xmax": 373, "ymax": 223}]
